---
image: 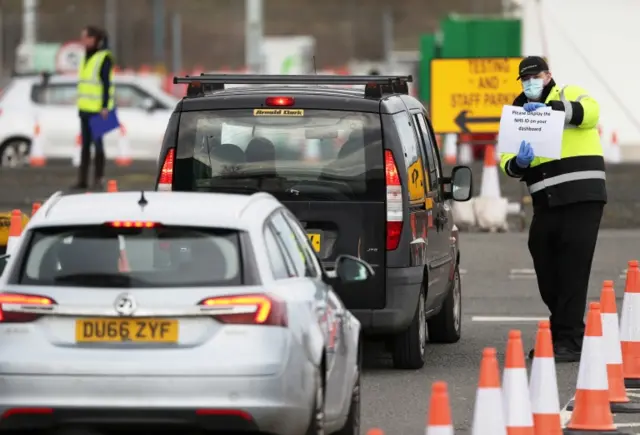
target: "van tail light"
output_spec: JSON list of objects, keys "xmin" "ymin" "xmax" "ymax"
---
[
  {"xmin": 158, "ymin": 148, "xmax": 175, "ymax": 191},
  {"xmin": 0, "ymin": 293, "xmax": 56, "ymax": 323},
  {"xmin": 198, "ymin": 294, "xmax": 287, "ymax": 327},
  {"xmin": 385, "ymin": 150, "xmax": 403, "ymax": 251}
]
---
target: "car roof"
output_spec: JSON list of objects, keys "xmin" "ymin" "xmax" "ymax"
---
[
  {"xmin": 178, "ymin": 85, "xmax": 418, "ymax": 114},
  {"xmin": 29, "ymin": 191, "xmax": 281, "ymax": 231}
]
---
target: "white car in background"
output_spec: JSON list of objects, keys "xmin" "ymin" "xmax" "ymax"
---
[{"xmin": 0, "ymin": 74, "xmax": 179, "ymax": 167}]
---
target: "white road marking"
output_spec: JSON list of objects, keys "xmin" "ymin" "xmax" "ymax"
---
[
  {"xmin": 471, "ymin": 316, "xmax": 547, "ymax": 322},
  {"xmin": 615, "ymin": 422, "xmax": 640, "ymax": 428},
  {"xmin": 509, "ymin": 268, "xmax": 537, "ymax": 280},
  {"xmin": 560, "ymin": 395, "xmax": 574, "ymax": 428}
]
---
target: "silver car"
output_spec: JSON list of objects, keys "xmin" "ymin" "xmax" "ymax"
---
[{"xmin": 0, "ymin": 191, "xmax": 367, "ymax": 435}]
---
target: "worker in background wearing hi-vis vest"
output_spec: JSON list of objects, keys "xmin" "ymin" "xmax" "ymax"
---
[
  {"xmin": 72, "ymin": 25, "xmax": 115, "ymax": 191},
  {"xmin": 500, "ymin": 56, "xmax": 607, "ymax": 363}
]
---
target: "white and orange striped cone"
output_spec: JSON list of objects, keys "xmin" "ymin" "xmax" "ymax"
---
[
  {"xmin": 529, "ymin": 321, "xmax": 562, "ymax": 435},
  {"xmin": 6, "ymin": 210, "xmax": 23, "ymax": 255},
  {"xmin": 443, "ymin": 133, "xmax": 457, "ymax": 165},
  {"xmin": 29, "ymin": 120, "xmax": 46, "ymax": 167},
  {"xmin": 608, "ymin": 131, "xmax": 621, "ymax": 164},
  {"xmin": 620, "ymin": 260, "xmax": 640, "ymax": 389},
  {"xmin": 471, "ymin": 347, "xmax": 507, "ymax": 435},
  {"xmin": 600, "ymin": 280, "xmax": 640, "ymax": 413},
  {"xmin": 473, "ymin": 144, "xmax": 508, "ymax": 232},
  {"xmin": 503, "ymin": 330, "xmax": 534, "ymax": 435},
  {"xmin": 115, "ymin": 124, "xmax": 132, "ymax": 166},
  {"xmin": 72, "ymin": 133, "xmax": 82, "ymax": 167},
  {"xmin": 564, "ymin": 302, "xmax": 625, "ymax": 435},
  {"xmin": 426, "ymin": 381, "xmax": 454, "ymax": 435}
]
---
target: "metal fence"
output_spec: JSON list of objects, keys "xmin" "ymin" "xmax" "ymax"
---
[{"xmin": 0, "ymin": 0, "xmax": 503, "ymax": 75}]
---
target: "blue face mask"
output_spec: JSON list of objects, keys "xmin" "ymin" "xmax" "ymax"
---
[{"xmin": 523, "ymin": 78, "xmax": 544, "ymax": 100}]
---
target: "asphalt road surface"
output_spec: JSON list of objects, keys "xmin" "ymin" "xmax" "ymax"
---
[{"xmin": 361, "ymin": 230, "xmax": 640, "ymax": 435}]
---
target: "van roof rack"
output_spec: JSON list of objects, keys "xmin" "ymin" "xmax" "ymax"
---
[{"xmin": 174, "ymin": 74, "xmax": 412, "ymax": 99}]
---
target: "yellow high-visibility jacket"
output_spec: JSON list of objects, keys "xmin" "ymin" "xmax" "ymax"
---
[
  {"xmin": 77, "ymin": 49, "xmax": 114, "ymax": 113},
  {"xmin": 500, "ymin": 81, "xmax": 606, "ymax": 209}
]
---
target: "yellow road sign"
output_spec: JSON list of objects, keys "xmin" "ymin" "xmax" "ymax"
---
[{"xmin": 430, "ymin": 58, "xmax": 523, "ymax": 134}]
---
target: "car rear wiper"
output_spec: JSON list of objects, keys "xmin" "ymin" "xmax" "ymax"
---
[
  {"xmin": 54, "ymin": 273, "xmax": 134, "ymax": 287},
  {"xmin": 204, "ymin": 184, "xmax": 262, "ymax": 194}
]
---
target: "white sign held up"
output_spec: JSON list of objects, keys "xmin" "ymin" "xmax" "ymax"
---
[{"xmin": 497, "ymin": 105, "xmax": 565, "ymax": 160}]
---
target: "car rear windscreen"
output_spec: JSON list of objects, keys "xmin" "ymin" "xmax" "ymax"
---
[
  {"xmin": 16, "ymin": 225, "xmax": 246, "ymax": 288},
  {"xmin": 174, "ymin": 109, "xmax": 384, "ymax": 201}
]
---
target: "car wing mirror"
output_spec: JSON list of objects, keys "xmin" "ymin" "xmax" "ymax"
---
[
  {"xmin": 334, "ymin": 254, "xmax": 374, "ymax": 283},
  {"xmin": 443, "ymin": 165, "xmax": 473, "ymax": 201}
]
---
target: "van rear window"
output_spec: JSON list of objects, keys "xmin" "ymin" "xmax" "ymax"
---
[
  {"xmin": 174, "ymin": 109, "xmax": 385, "ymax": 202},
  {"xmin": 17, "ymin": 225, "xmax": 247, "ymax": 288}
]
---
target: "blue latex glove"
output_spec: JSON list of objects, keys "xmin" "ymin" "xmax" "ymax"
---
[
  {"xmin": 515, "ymin": 140, "xmax": 535, "ymax": 168},
  {"xmin": 523, "ymin": 102, "xmax": 546, "ymax": 112}
]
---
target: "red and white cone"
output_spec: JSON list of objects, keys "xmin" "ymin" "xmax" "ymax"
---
[
  {"xmin": 471, "ymin": 347, "xmax": 507, "ymax": 435},
  {"xmin": 503, "ymin": 330, "xmax": 534, "ymax": 435},
  {"xmin": 529, "ymin": 321, "xmax": 562, "ymax": 435}
]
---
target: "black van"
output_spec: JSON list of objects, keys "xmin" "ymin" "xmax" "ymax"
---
[{"xmin": 155, "ymin": 75, "xmax": 473, "ymax": 369}]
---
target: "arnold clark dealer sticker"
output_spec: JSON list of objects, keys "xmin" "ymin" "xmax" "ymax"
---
[{"xmin": 253, "ymin": 108, "xmax": 304, "ymax": 116}]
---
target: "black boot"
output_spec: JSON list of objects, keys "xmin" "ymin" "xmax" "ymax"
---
[
  {"xmin": 92, "ymin": 150, "xmax": 106, "ymax": 191},
  {"xmin": 71, "ymin": 145, "xmax": 91, "ymax": 191}
]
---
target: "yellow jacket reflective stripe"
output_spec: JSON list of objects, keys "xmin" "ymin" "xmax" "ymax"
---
[
  {"xmin": 77, "ymin": 50, "xmax": 115, "ymax": 112},
  {"xmin": 499, "ymin": 82, "xmax": 607, "ymax": 208}
]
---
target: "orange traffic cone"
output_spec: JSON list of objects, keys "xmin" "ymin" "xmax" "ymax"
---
[
  {"xmin": 6, "ymin": 210, "xmax": 23, "ymax": 254},
  {"xmin": 31, "ymin": 202, "xmax": 41, "ymax": 217},
  {"xmin": 471, "ymin": 347, "xmax": 507, "ymax": 435},
  {"xmin": 600, "ymin": 280, "xmax": 640, "ymax": 413},
  {"xmin": 107, "ymin": 179, "xmax": 118, "ymax": 192},
  {"xmin": 503, "ymin": 330, "xmax": 534, "ymax": 435},
  {"xmin": 115, "ymin": 124, "xmax": 132, "ymax": 166},
  {"xmin": 443, "ymin": 134, "xmax": 457, "ymax": 165},
  {"xmin": 426, "ymin": 381, "xmax": 454, "ymax": 435},
  {"xmin": 29, "ymin": 120, "xmax": 46, "ymax": 167},
  {"xmin": 529, "ymin": 321, "xmax": 562, "ymax": 435},
  {"xmin": 72, "ymin": 133, "xmax": 81, "ymax": 167},
  {"xmin": 366, "ymin": 430, "xmax": 384, "ymax": 435},
  {"xmin": 620, "ymin": 260, "xmax": 640, "ymax": 389},
  {"xmin": 565, "ymin": 302, "xmax": 623, "ymax": 434}
]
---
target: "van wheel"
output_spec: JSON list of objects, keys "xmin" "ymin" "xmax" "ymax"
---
[
  {"xmin": 428, "ymin": 265, "xmax": 462, "ymax": 343},
  {"xmin": 392, "ymin": 290, "xmax": 427, "ymax": 369}
]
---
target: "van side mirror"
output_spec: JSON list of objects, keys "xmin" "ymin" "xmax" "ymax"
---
[
  {"xmin": 442, "ymin": 166, "xmax": 473, "ymax": 201},
  {"xmin": 335, "ymin": 255, "xmax": 374, "ymax": 283}
]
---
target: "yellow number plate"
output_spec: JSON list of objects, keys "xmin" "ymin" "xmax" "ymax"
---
[
  {"xmin": 307, "ymin": 233, "xmax": 321, "ymax": 253},
  {"xmin": 75, "ymin": 318, "xmax": 179, "ymax": 343}
]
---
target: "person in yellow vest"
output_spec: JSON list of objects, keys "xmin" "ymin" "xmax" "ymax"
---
[
  {"xmin": 72, "ymin": 26, "xmax": 115, "ymax": 191},
  {"xmin": 500, "ymin": 56, "xmax": 606, "ymax": 363}
]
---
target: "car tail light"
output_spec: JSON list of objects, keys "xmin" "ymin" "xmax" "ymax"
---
[
  {"xmin": 385, "ymin": 150, "xmax": 403, "ymax": 250},
  {"xmin": 195, "ymin": 409, "xmax": 253, "ymax": 421},
  {"xmin": 158, "ymin": 148, "xmax": 175, "ymax": 191},
  {"xmin": 198, "ymin": 294, "xmax": 287, "ymax": 326},
  {"xmin": 109, "ymin": 221, "xmax": 156, "ymax": 228},
  {"xmin": 0, "ymin": 293, "xmax": 55, "ymax": 323},
  {"xmin": 265, "ymin": 96, "xmax": 294, "ymax": 107},
  {"xmin": 1, "ymin": 408, "xmax": 53, "ymax": 418}
]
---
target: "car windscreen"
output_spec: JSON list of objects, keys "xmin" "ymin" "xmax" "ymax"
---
[
  {"xmin": 174, "ymin": 109, "xmax": 385, "ymax": 202},
  {"xmin": 16, "ymin": 225, "xmax": 245, "ymax": 288}
]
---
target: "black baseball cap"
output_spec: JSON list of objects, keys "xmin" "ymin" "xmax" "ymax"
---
[{"xmin": 517, "ymin": 56, "xmax": 549, "ymax": 80}]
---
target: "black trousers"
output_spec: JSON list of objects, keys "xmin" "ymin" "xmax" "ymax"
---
[
  {"xmin": 77, "ymin": 115, "xmax": 106, "ymax": 186},
  {"xmin": 528, "ymin": 201, "xmax": 604, "ymax": 348}
]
